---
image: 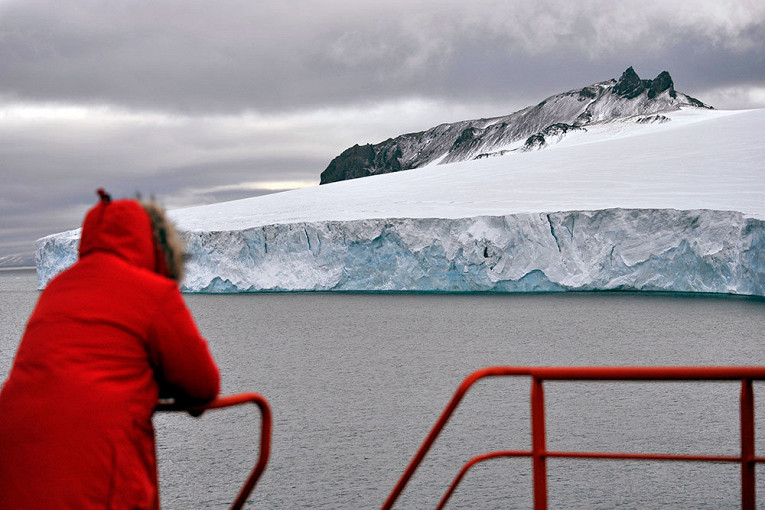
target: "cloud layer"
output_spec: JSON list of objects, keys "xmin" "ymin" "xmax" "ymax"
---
[{"xmin": 1, "ymin": 0, "xmax": 764, "ymax": 258}]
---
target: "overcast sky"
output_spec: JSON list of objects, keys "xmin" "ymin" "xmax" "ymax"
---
[{"xmin": 1, "ymin": 0, "xmax": 764, "ymax": 261}]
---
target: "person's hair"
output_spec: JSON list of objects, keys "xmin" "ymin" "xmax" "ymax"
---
[{"xmin": 141, "ymin": 199, "xmax": 186, "ymax": 282}]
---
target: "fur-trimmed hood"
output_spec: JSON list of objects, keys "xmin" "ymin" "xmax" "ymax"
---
[
  {"xmin": 78, "ymin": 189, "xmax": 185, "ymax": 282},
  {"xmin": 141, "ymin": 198, "xmax": 185, "ymax": 282}
]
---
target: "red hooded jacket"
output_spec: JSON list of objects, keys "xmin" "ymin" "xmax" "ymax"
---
[{"xmin": 0, "ymin": 197, "xmax": 220, "ymax": 509}]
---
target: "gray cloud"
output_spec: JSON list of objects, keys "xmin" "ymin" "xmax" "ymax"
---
[
  {"xmin": 1, "ymin": 0, "xmax": 764, "ymax": 260},
  {"xmin": 2, "ymin": 0, "xmax": 763, "ymax": 113}
]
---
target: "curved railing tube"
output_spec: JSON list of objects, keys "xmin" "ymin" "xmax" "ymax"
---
[{"xmin": 156, "ymin": 393, "xmax": 272, "ymax": 510}]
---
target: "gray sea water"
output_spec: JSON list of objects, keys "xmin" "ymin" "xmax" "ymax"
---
[{"xmin": 1, "ymin": 268, "xmax": 764, "ymax": 509}]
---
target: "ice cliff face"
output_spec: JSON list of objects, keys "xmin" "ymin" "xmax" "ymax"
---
[
  {"xmin": 320, "ymin": 67, "xmax": 710, "ymax": 183},
  {"xmin": 35, "ymin": 103, "xmax": 763, "ymax": 297},
  {"xmin": 36, "ymin": 209, "xmax": 765, "ymax": 296}
]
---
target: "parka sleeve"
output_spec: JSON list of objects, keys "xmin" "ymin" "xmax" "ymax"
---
[{"xmin": 147, "ymin": 284, "xmax": 220, "ymax": 404}]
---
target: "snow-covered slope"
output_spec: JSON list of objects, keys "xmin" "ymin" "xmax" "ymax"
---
[
  {"xmin": 320, "ymin": 67, "xmax": 709, "ymax": 183},
  {"xmin": 36, "ymin": 108, "xmax": 765, "ymax": 295}
]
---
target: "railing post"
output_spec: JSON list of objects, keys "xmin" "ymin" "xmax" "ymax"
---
[
  {"xmin": 231, "ymin": 396, "xmax": 272, "ymax": 510},
  {"xmin": 741, "ymin": 379, "xmax": 755, "ymax": 510},
  {"xmin": 531, "ymin": 376, "xmax": 548, "ymax": 510}
]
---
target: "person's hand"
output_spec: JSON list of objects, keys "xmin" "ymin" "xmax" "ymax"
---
[{"xmin": 187, "ymin": 406, "xmax": 206, "ymax": 418}]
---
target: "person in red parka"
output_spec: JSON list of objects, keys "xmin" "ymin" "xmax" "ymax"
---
[{"xmin": 0, "ymin": 189, "xmax": 220, "ymax": 509}]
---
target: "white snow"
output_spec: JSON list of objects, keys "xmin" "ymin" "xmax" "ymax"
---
[
  {"xmin": 36, "ymin": 108, "xmax": 765, "ymax": 295},
  {"xmin": 171, "ymin": 108, "xmax": 764, "ymax": 230}
]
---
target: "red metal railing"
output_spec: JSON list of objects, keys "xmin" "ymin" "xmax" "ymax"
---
[
  {"xmin": 382, "ymin": 366, "xmax": 765, "ymax": 510},
  {"xmin": 156, "ymin": 393, "xmax": 272, "ymax": 510}
]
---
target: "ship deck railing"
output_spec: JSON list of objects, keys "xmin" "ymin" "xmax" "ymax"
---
[{"xmin": 382, "ymin": 366, "xmax": 765, "ymax": 510}]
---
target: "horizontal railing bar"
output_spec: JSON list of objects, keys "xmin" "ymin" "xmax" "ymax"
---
[
  {"xmin": 437, "ymin": 449, "xmax": 757, "ymax": 510},
  {"xmin": 156, "ymin": 392, "xmax": 267, "ymax": 412},
  {"xmin": 546, "ymin": 451, "xmax": 744, "ymax": 462},
  {"xmin": 477, "ymin": 366, "xmax": 765, "ymax": 381},
  {"xmin": 448, "ymin": 450, "xmax": 751, "ymax": 464}
]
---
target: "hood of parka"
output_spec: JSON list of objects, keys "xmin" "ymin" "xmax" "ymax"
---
[
  {"xmin": 79, "ymin": 196, "xmax": 156, "ymax": 272},
  {"xmin": 78, "ymin": 191, "xmax": 185, "ymax": 282}
]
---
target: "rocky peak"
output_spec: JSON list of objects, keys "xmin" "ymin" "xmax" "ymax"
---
[
  {"xmin": 320, "ymin": 67, "xmax": 711, "ymax": 184},
  {"xmin": 613, "ymin": 66, "xmax": 675, "ymax": 99},
  {"xmin": 649, "ymin": 70, "xmax": 676, "ymax": 98},
  {"xmin": 613, "ymin": 66, "xmax": 642, "ymax": 94}
]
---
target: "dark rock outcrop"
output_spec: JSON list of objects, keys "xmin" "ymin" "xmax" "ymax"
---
[
  {"xmin": 321, "ymin": 143, "xmax": 404, "ymax": 183},
  {"xmin": 320, "ymin": 67, "xmax": 712, "ymax": 184},
  {"xmin": 612, "ymin": 66, "xmax": 677, "ymax": 100},
  {"xmin": 521, "ymin": 123, "xmax": 585, "ymax": 151}
]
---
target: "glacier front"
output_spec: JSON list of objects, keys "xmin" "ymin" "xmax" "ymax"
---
[
  {"xmin": 159, "ymin": 209, "xmax": 765, "ymax": 294},
  {"xmin": 36, "ymin": 108, "xmax": 765, "ymax": 296},
  {"xmin": 36, "ymin": 209, "xmax": 765, "ymax": 296}
]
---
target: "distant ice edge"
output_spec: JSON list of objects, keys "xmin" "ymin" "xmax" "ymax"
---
[{"xmin": 36, "ymin": 208, "xmax": 764, "ymax": 297}]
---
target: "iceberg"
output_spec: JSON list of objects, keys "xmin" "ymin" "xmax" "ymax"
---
[
  {"xmin": 187, "ymin": 208, "xmax": 765, "ymax": 294},
  {"xmin": 35, "ymin": 209, "xmax": 765, "ymax": 295},
  {"xmin": 36, "ymin": 108, "xmax": 765, "ymax": 296}
]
